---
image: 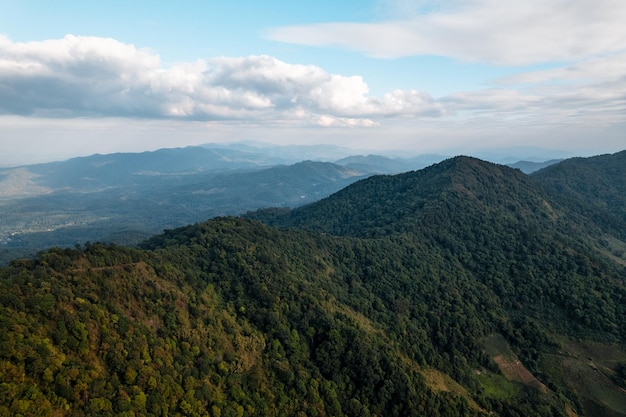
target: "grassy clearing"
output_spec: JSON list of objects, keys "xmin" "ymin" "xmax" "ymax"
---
[
  {"xmin": 477, "ymin": 372, "xmax": 521, "ymax": 400},
  {"xmin": 562, "ymin": 358, "xmax": 626, "ymax": 417},
  {"xmin": 596, "ymin": 235, "xmax": 626, "ymax": 266},
  {"xmin": 544, "ymin": 338, "xmax": 626, "ymax": 417},
  {"xmin": 483, "ymin": 333, "xmax": 547, "ymax": 392}
]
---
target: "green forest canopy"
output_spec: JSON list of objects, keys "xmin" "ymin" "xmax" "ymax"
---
[{"xmin": 1, "ymin": 153, "xmax": 626, "ymax": 417}]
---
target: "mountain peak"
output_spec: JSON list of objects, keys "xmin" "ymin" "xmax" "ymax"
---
[{"xmin": 249, "ymin": 155, "xmax": 548, "ymax": 238}]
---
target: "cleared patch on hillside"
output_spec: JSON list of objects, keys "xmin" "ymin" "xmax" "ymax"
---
[
  {"xmin": 563, "ymin": 359, "xmax": 626, "ymax": 417},
  {"xmin": 476, "ymin": 371, "xmax": 520, "ymax": 400},
  {"xmin": 423, "ymin": 367, "xmax": 473, "ymax": 397},
  {"xmin": 484, "ymin": 333, "xmax": 547, "ymax": 393},
  {"xmin": 391, "ymin": 350, "xmax": 487, "ymax": 414},
  {"xmin": 493, "ymin": 355, "xmax": 548, "ymax": 393},
  {"xmin": 558, "ymin": 340, "xmax": 626, "ymax": 417},
  {"xmin": 596, "ymin": 235, "xmax": 626, "ymax": 266},
  {"xmin": 319, "ymin": 298, "xmax": 380, "ymax": 336}
]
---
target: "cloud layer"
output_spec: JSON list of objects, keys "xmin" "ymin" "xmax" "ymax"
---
[
  {"xmin": 0, "ymin": 35, "xmax": 440, "ymax": 126},
  {"xmin": 0, "ymin": 31, "xmax": 624, "ymax": 141},
  {"xmin": 267, "ymin": 0, "xmax": 626, "ymax": 65}
]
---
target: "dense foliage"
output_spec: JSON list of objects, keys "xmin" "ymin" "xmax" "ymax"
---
[
  {"xmin": 532, "ymin": 150, "xmax": 626, "ymax": 236},
  {"xmin": 250, "ymin": 156, "xmax": 626, "ymax": 339},
  {"xmin": 1, "ymin": 153, "xmax": 626, "ymax": 416}
]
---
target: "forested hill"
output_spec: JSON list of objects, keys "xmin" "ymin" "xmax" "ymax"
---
[
  {"xmin": 249, "ymin": 153, "xmax": 626, "ymax": 334},
  {"xmin": 249, "ymin": 153, "xmax": 625, "ymax": 253},
  {"xmin": 248, "ymin": 156, "xmax": 563, "ymax": 237},
  {"xmin": 532, "ymin": 150, "xmax": 626, "ymax": 235},
  {"xmin": 1, "ymin": 154, "xmax": 626, "ymax": 416}
]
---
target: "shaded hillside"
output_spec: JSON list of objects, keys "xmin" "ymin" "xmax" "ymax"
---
[
  {"xmin": 170, "ymin": 160, "xmax": 368, "ymax": 210},
  {"xmin": 532, "ymin": 150, "xmax": 626, "ymax": 235}
]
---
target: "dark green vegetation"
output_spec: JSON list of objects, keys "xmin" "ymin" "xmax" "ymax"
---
[
  {"xmin": 1, "ymin": 151, "xmax": 625, "ymax": 416},
  {"xmin": 532, "ymin": 151, "xmax": 626, "ymax": 238}
]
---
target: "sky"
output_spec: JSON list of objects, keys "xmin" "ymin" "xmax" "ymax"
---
[{"xmin": 1, "ymin": 0, "xmax": 625, "ymax": 166}]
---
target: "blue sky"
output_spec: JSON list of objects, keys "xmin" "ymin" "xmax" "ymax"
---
[{"xmin": 1, "ymin": 0, "xmax": 625, "ymax": 165}]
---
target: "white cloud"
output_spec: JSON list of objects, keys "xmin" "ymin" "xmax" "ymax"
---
[
  {"xmin": 0, "ymin": 35, "xmax": 439, "ymax": 123},
  {"xmin": 441, "ymin": 52, "xmax": 626, "ymax": 128},
  {"xmin": 315, "ymin": 115, "xmax": 379, "ymax": 127},
  {"xmin": 440, "ymin": 82, "xmax": 626, "ymax": 132},
  {"xmin": 0, "ymin": 31, "xmax": 624, "ymax": 162},
  {"xmin": 496, "ymin": 53, "xmax": 626, "ymax": 85},
  {"xmin": 267, "ymin": 0, "xmax": 626, "ymax": 65}
]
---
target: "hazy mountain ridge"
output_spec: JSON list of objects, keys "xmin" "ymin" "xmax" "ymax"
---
[
  {"xmin": 0, "ymin": 144, "xmax": 565, "ymax": 199},
  {"xmin": 0, "ymin": 148, "xmax": 375, "ymax": 263},
  {"xmin": 508, "ymin": 159, "xmax": 564, "ymax": 174},
  {"xmin": 1, "ymin": 151, "xmax": 625, "ymax": 416},
  {"xmin": 333, "ymin": 154, "xmax": 448, "ymax": 174},
  {"xmin": 3, "ymin": 146, "xmax": 267, "ymax": 193}
]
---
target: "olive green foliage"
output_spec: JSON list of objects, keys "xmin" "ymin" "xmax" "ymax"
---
[{"xmin": 1, "ymin": 153, "xmax": 625, "ymax": 416}]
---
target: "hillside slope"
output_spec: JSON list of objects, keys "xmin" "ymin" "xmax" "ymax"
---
[
  {"xmin": 532, "ymin": 150, "xmax": 626, "ymax": 235},
  {"xmin": 249, "ymin": 156, "xmax": 626, "ymax": 335}
]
